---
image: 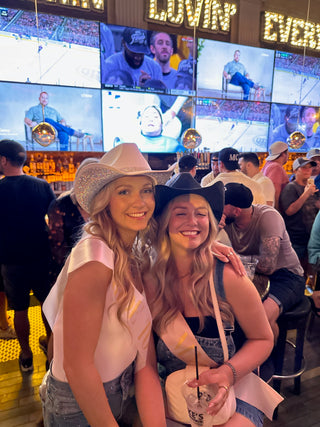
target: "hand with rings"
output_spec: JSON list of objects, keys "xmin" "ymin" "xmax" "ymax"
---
[{"xmin": 211, "ymin": 241, "xmax": 246, "ymax": 276}]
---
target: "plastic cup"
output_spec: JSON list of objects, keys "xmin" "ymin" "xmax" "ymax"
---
[
  {"xmin": 239, "ymin": 255, "xmax": 258, "ymax": 280},
  {"xmin": 181, "ymin": 382, "xmax": 217, "ymax": 427}
]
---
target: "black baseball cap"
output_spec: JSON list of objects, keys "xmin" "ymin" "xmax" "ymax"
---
[
  {"xmin": 224, "ymin": 183, "xmax": 253, "ymax": 208},
  {"xmin": 218, "ymin": 147, "xmax": 239, "ymax": 171},
  {"xmin": 122, "ymin": 28, "xmax": 150, "ymax": 54}
]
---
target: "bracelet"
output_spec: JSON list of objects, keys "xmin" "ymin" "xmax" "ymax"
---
[{"xmin": 224, "ymin": 361, "xmax": 237, "ymax": 385}]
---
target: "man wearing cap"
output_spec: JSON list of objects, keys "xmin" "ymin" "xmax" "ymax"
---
[
  {"xmin": 279, "ymin": 157, "xmax": 319, "ymax": 269},
  {"xmin": 101, "ymin": 27, "xmax": 162, "ymax": 88},
  {"xmin": 0, "ymin": 140, "xmax": 55, "ymax": 373},
  {"xmin": 307, "ymin": 148, "xmax": 320, "ymax": 180},
  {"xmin": 239, "ymin": 152, "xmax": 275, "ymax": 206},
  {"xmin": 262, "ymin": 141, "xmax": 289, "ymax": 209},
  {"xmin": 201, "ymin": 151, "xmax": 220, "ymax": 187},
  {"xmin": 223, "ymin": 183, "xmax": 305, "ymax": 341},
  {"xmin": 206, "ymin": 147, "xmax": 266, "ymax": 205},
  {"xmin": 270, "ymin": 106, "xmax": 300, "ymax": 145}
]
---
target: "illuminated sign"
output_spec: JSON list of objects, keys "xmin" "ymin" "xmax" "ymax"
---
[
  {"xmin": 42, "ymin": 0, "xmax": 103, "ymax": 10},
  {"xmin": 145, "ymin": 0, "xmax": 237, "ymax": 32},
  {"xmin": 262, "ymin": 11, "xmax": 320, "ymax": 50}
]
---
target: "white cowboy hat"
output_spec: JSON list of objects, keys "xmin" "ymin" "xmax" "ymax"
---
[{"xmin": 74, "ymin": 143, "xmax": 176, "ymax": 213}]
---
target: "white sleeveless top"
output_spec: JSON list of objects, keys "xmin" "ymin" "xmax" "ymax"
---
[{"xmin": 43, "ymin": 234, "xmax": 152, "ymax": 382}]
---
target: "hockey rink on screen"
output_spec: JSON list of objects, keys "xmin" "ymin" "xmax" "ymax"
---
[
  {"xmin": 0, "ymin": 32, "xmax": 100, "ymax": 87},
  {"xmin": 195, "ymin": 117, "xmax": 269, "ymax": 152}
]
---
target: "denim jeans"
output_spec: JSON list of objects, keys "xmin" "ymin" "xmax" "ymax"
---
[
  {"xmin": 230, "ymin": 72, "xmax": 254, "ymax": 99},
  {"xmin": 42, "ymin": 363, "xmax": 136, "ymax": 426}
]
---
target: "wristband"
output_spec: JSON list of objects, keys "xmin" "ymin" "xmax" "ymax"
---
[{"xmin": 224, "ymin": 361, "xmax": 237, "ymax": 385}]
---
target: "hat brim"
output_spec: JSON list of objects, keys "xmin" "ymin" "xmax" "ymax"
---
[
  {"xmin": 293, "ymin": 160, "xmax": 317, "ymax": 171},
  {"xmin": 75, "ymin": 162, "xmax": 176, "ymax": 213},
  {"xmin": 154, "ymin": 181, "xmax": 225, "ymax": 222}
]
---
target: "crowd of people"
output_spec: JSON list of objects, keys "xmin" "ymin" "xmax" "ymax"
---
[{"xmin": 1, "ymin": 137, "xmax": 319, "ymax": 427}]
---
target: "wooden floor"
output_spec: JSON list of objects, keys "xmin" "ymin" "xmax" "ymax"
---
[{"xmin": 0, "ymin": 313, "xmax": 319, "ymax": 426}]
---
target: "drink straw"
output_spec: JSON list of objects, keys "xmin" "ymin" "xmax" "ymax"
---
[{"xmin": 194, "ymin": 346, "xmax": 200, "ymax": 400}]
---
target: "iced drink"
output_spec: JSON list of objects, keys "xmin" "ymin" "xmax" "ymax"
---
[{"xmin": 182, "ymin": 383, "xmax": 216, "ymax": 427}]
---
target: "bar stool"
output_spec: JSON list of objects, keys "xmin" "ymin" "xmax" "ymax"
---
[{"xmin": 272, "ymin": 296, "xmax": 311, "ymax": 418}]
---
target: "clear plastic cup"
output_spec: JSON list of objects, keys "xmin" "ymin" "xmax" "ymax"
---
[
  {"xmin": 239, "ymin": 255, "xmax": 258, "ymax": 280},
  {"xmin": 181, "ymin": 382, "xmax": 217, "ymax": 427}
]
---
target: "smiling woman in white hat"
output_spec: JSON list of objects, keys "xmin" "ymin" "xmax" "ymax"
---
[{"xmin": 41, "ymin": 143, "xmax": 173, "ymax": 426}]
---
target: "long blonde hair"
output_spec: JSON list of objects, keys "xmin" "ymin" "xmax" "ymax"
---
[
  {"xmin": 149, "ymin": 196, "xmax": 234, "ymax": 334},
  {"xmin": 84, "ymin": 180, "xmax": 155, "ymax": 324}
]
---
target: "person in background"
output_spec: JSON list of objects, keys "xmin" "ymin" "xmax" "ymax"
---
[
  {"xmin": 307, "ymin": 210, "xmax": 320, "ymax": 313},
  {"xmin": 239, "ymin": 152, "xmax": 275, "ymax": 206},
  {"xmin": 102, "ymin": 27, "xmax": 162, "ymax": 89},
  {"xmin": 223, "ymin": 50, "xmax": 260, "ymax": 100},
  {"xmin": 0, "ymin": 140, "xmax": 55, "ymax": 373},
  {"xmin": 279, "ymin": 157, "xmax": 319, "ymax": 272},
  {"xmin": 48, "ymin": 157, "xmax": 99, "ymax": 285},
  {"xmin": 201, "ymin": 151, "xmax": 220, "ymax": 187},
  {"xmin": 270, "ymin": 106, "xmax": 300, "ymax": 145},
  {"xmin": 41, "ymin": 143, "xmax": 171, "ymax": 426},
  {"xmin": 222, "ymin": 183, "xmax": 305, "ymax": 341},
  {"xmin": 150, "ymin": 31, "xmax": 177, "ymax": 90},
  {"xmin": 299, "ymin": 106, "xmax": 317, "ymax": 150},
  {"xmin": 24, "ymin": 92, "xmax": 85, "ymax": 151},
  {"xmin": 0, "ymin": 285, "xmax": 16, "ymax": 340},
  {"xmin": 166, "ymin": 154, "xmax": 197, "ymax": 186},
  {"xmin": 144, "ymin": 174, "xmax": 277, "ymax": 426},
  {"xmin": 262, "ymin": 141, "xmax": 289, "ymax": 210},
  {"xmin": 208, "ymin": 147, "xmax": 266, "ymax": 205},
  {"xmin": 307, "ymin": 148, "xmax": 320, "ymax": 180}
]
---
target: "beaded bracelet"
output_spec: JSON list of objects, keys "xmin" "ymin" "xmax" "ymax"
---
[{"xmin": 224, "ymin": 361, "xmax": 237, "ymax": 385}]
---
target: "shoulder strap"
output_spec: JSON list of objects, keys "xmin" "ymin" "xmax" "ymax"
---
[{"xmin": 209, "ymin": 274, "xmax": 229, "ymax": 362}]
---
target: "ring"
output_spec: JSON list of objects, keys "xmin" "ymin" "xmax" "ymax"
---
[
  {"xmin": 219, "ymin": 385, "xmax": 230, "ymax": 394},
  {"xmin": 227, "ymin": 252, "xmax": 234, "ymax": 257}
]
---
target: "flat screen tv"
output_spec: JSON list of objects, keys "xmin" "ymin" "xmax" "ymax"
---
[
  {"xmin": 195, "ymin": 98, "xmax": 270, "ymax": 152},
  {"xmin": 197, "ymin": 39, "xmax": 275, "ymax": 102},
  {"xmin": 102, "ymin": 89, "xmax": 192, "ymax": 153},
  {"xmin": 100, "ymin": 24, "xmax": 196, "ymax": 96},
  {"xmin": 0, "ymin": 7, "xmax": 100, "ymax": 88},
  {"xmin": 272, "ymin": 50, "xmax": 320, "ymax": 106},
  {"xmin": 0, "ymin": 81, "xmax": 103, "ymax": 152},
  {"xmin": 268, "ymin": 103, "xmax": 320, "ymax": 152}
]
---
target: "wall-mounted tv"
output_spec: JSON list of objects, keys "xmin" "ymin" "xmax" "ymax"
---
[
  {"xmin": 100, "ymin": 24, "xmax": 196, "ymax": 96},
  {"xmin": 0, "ymin": 7, "xmax": 100, "ymax": 88},
  {"xmin": 0, "ymin": 81, "xmax": 103, "ymax": 152},
  {"xmin": 197, "ymin": 39, "xmax": 275, "ymax": 102},
  {"xmin": 195, "ymin": 98, "xmax": 270, "ymax": 152},
  {"xmin": 269, "ymin": 103, "xmax": 320, "ymax": 152},
  {"xmin": 102, "ymin": 89, "xmax": 193, "ymax": 153},
  {"xmin": 272, "ymin": 51, "xmax": 320, "ymax": 106}
]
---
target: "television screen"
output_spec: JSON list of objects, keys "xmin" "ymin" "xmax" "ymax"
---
[
  {"xmin": 197, "ymin": 39, "xmax": 275, "ymax": 102},
  {"xmin": 0, "ymin": 8, "xmax": 100, "ymax": 88},
  {"xmin": 0, "ymin": 82, "xmax": 103, "ymax": 152},
  {"xmin": 272, "ymin": 50, "xmax": 320, "ymax": 106},
  {"xmin": 100, "ymin": 24, "xmax": 196, "ymax": 96},
  {"xmin": 268, "ymin": 103, "xmax": 320, "ymax": 152},
  {"xmin": 102, "ymin": 90, "xmax": 193, "ymax": 153},
  {"xmin": 195, "ymin": 99, "xmax": 270, "ymax": 152}
]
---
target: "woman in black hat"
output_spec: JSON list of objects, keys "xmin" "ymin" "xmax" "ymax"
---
[{"xmin": 144, "ymin": 173, "xmax": 280, "ymax": 427}]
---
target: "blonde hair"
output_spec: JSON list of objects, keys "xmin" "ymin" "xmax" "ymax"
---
[
  {"xmin": 84, "ymin": 180, "xmax": 156, "ymax": 324},
  {"xmin": 149, "ymin": 196, "xmax": 234, "ymax": 334}
]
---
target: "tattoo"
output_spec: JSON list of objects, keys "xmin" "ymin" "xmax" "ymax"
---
[{"xmin": 256, "ymin": 237, "xmax": 280, "ymax": 275}]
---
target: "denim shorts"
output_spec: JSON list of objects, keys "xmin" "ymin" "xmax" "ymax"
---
[
  {"xmin": 269, "ymin": 268, "xmax": 305, "ymax": 313},
  {"xmin": 42, "ymin": 363, "xmax": 137, "ymax": 426}
]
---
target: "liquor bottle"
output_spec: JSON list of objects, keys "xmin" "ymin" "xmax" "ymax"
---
[
  {"xmin": 56, "ymin": 157, "xmax": 62, "ymax": 173},
  {"xmin": 43, "ymin": 154, "xmax": 49, "ymax": 174},
  {"xmin": 49, "ymin": 156, "xmax": 56, "ymax": 173},
  {"xmin": 68, "ymin": 156, "xmax": 75, "ymax": 174},
  {"xmin": 29, "ymin": 154, "xmax": 37, "ymax": 175},
  {"xmin": 36, "ymin": 154, "xmax": 43, "ymax": 174}
]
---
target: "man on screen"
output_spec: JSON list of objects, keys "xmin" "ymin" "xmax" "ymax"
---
[
  {"xmin": 101, "ymin": 27, "xmax": 163, "ymax": 89},
  {"xmin": 24, "ymin": 92, "xmax": 84, "ymax": 151},
  {"xmin": 150, "ymin": 31, "xmax": 177, "ymax": 90},
  {"xmin": 270, "ymin": 106, "xmax": 300, "ymax": 145},
  {"xmin": 223, "ymin": 50, "xmax": 260, "ymax": 100}
]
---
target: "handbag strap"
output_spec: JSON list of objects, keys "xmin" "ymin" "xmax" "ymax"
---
[{"xmin": 209, "ymin": 274, "xmax": 229, "ymax": 362}]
